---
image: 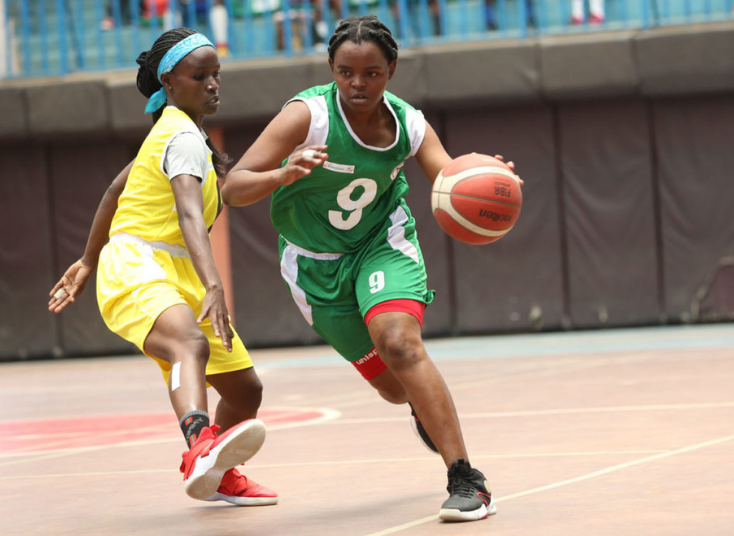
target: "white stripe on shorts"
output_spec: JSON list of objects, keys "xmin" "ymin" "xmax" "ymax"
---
[
  {"xmin": 281, "ymin": 242, "xmax": 314, "ymax": 325},
  {"xmin": 110, "ymin": 232, "xmax": 190, "ymax": 258},
  {"xmin": 387, "ymin": 206, "xmax": 420, "ymax": 263}
]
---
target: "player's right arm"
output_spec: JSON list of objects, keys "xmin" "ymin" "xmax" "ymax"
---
[
  {"xmin": 222, "ymin": 100, "xmax": 327, "ymax": 207},
  {"xmin": 48, "ymin": 160, "xmax": 133, "ymax": 313}
]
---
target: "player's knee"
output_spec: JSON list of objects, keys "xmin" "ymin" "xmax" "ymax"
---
[
  {"xmin": 176, "ymin": 329, "xmax": 211, "ymax": 365},
  {"xmin": 378, "ymin": 330, "xmax": 424, "ymax": 371},
  {"xmin": 217, "ymin": 370, "xmax": 263, "ymax": 411}
]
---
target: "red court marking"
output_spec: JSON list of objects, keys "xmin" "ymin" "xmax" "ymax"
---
[{"xmin": 0, "ymin": 408, "xmax": 327, "ymax": 454}]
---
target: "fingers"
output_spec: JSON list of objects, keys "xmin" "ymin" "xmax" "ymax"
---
[
  {"xmin": 49, "ymin": 282, "xmax": 63, "ymax": 298},
  {"xmin": 53, "ymin": 287, "xmax": 68, "ymax": 301},
  {"xmin": 221, "ymin": 322, "xmax": 233, "ymax": 353},
  {"xmin": 212, "ymin": 316, "xmax": 233, "ymax": 352},
  {"xmin": 300, "ymin": 145, "xmax": 328, "ymax": 163},
  {"xmin": 493, "ymin": 154, "xmax": 522, "ymax": 183},
  {"xmin": 48, "ymin": 292, "xmax": 75, "ymax": 313},
  {"xmin": 48, "ymin": 283, "xmax": 75, "ymax": 313},
  {"xmin": 198, "ymin": 308, "xmax": 233, "ymax": 352}
]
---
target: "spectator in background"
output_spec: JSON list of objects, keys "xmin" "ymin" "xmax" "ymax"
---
[
  {"xmin": 571, "ymin": 0, "xmax": 605, "ymax": 24},
  {"xmin": 274, "ymin": 0, "xmax": 343, "ymax": 51},
  {"xmin": 101, "ymin": 0, "xmax": 147, "ymax": 29},
  {"xmin": 210, "ymin": 0, "xmax": 230, "ymax": 57},
  {"xmin": 485, "ymin": 0, "xmax": 535, "ymax": 31},
  {"xmin": 389, "ymin": 0, "xmax": 442, "ymax": 38}
]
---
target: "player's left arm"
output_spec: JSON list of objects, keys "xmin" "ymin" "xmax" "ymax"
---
[
  {"xmin": 415, "ymin": 122, "xmax": 521, "ymax": 186},
  {"xmin": 414, "ymin": 121, "xmax": 452, "ymax": 186}
]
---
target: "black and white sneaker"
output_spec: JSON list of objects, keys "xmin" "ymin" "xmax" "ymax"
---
[
  {"xmin": 439, "ymin": 459, "xmax": 497, "ymax": 522},
  {"xmin": 409, "ymin": 402, "xmax": 439, "ymax": 454}
]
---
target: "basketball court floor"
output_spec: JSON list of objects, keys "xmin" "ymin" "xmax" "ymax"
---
[{"xmin": 2, "ymin": 323, "xmax": 734, "ymax": 535}]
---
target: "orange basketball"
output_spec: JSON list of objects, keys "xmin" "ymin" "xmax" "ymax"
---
[{"xmin": 431, "ymin": 153, "xmax": 523, "ymax": 245}]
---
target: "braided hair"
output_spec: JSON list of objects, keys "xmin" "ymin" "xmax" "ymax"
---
[
  {"xmin": 135, "ymin": 27, "xmax": 231, "ymax": 176},
  {"xmin": 327, "ymin": 15, "xmax": 399, "ymax": 64}
]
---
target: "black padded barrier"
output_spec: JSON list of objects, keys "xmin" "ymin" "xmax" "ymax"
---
[
  {"xmin": 444, "ymin": 104, "xmax": 565, "ymax": 333},
  {"xmin": 558, "ymin": 99, "xmax": 660, "ymax": 328},
  {"xmin": 49, "ymin": 140, "xmax": 139, "ymax": 356},
  {"xmin": 652, "ymin": 95, "xmax": 734, "ymax": 323},
  {"xmin": 0, "ymin": 143, "xmax": 59, "ymax": 359}
]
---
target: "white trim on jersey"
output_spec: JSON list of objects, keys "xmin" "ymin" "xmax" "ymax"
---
[
  {"xmin": 404, "ymin": 107, "xmax": 426, "ymax": 157},
  {"xmin": 335, "ymin": 90, "xmax": 399, "ymax": 152},
  {"xmin": 285, "ymin": 95, "xmax": 329, "ymax": 158}
]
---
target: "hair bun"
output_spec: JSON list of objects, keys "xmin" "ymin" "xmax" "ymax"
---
[{"xmin": 135, "ymin": 51, "xmax": 149, "ymax": 68}]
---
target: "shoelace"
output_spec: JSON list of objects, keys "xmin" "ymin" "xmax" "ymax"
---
[{"xmin": 448, "ymin": 474, "xmax": 477, "ymax": 498}]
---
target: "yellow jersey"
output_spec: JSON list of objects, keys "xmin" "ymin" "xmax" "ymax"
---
[{"xmin": 110, "ymin": 106, "xmax": 221, "ymax": 247}]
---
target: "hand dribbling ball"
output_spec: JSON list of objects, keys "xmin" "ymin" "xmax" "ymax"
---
[{"xmin": 431, "ymin": 153, "xmax": 523, "ymax": 245}]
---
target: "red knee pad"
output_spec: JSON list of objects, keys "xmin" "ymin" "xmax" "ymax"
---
[
  {"xmin": 351, "ymin": 347, "xmax": 387, "ymax": 380},
  {"xmin": 364, "ymin": 299, "xmax": 426, "ymax": 327}
]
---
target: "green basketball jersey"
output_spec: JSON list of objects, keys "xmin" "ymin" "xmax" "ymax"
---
[{"xmin": 270, "ymin": 82, "xmax": 426, "ymax": 254}]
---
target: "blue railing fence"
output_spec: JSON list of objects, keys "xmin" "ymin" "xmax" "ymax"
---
[{"xmin": 1, "ymin": 0, "xmax": 733, "ymax": 78}]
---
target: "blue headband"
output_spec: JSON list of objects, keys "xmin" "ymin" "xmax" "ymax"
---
[{"xmin": 144, "ymin": 33, "xmax": 215, "ymax": 114}]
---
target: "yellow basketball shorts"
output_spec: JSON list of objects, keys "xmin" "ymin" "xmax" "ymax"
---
[{"xmin": 96, "ymin": 233, "xmax": 252, "ymax": 384}]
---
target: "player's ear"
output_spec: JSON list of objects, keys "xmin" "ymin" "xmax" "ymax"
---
[
  {"xmin": 160, "ymin": 72, "xmax": 171, "ymax": 89},
  {"xmin": 387, "ymin": 60, "xmax": 397, "ymax": 80}
]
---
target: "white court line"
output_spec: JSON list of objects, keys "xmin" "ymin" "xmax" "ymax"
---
[
  {"xmin": 328, "ymin": 401, "xmax": 734, "ymax": 425},
  {"xmin": 3, "ymin": 401, "xmax": 732, "ymax": 462},
  {"xmin": 365, "ymin": 434, "xmax": 734, "ymax": 536}
]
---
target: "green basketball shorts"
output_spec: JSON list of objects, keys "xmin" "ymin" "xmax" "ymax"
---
[{"xmin": 278, "ymin": 204, "xmax": 435, "ymax": 362}]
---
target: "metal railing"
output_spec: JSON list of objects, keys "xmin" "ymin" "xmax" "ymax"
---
[{"xmin": 2, "ymin": 0, "xmax": 733, "ymax": 78}]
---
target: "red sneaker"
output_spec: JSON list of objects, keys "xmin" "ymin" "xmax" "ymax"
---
[
  {"xmin": 179, "ymin": 419, "xmax": 266, "ymax": 500},
  {"xmin": 205, "ymin": 467, "xmax": 279, "ymax": 506}
]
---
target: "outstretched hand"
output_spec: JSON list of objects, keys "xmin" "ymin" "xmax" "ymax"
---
[
  {"xmin": 278, "ymin": 145, "xmax": 329, "ymax": 187},
  {"xmin": 197, "ymin": 287, "xmax": 234, "ymax": 352},
  {"xmin": 48, "ymin": 259, "xmax": 94, "ymax": 313}
]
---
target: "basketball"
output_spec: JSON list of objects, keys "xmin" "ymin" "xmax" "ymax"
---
[{"xmin": 431, "ymin": 153, "xmax": 523, "ymax": 245}]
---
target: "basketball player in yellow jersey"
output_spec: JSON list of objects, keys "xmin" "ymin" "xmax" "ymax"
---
[{"xmin": 48, "ymin": 28, "xmax": 277, "ymax": 506}]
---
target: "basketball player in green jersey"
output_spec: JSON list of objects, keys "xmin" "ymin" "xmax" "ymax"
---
[{"xmin": 223, "ymin": 15, "xmax": 514, "ymax": 522}]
